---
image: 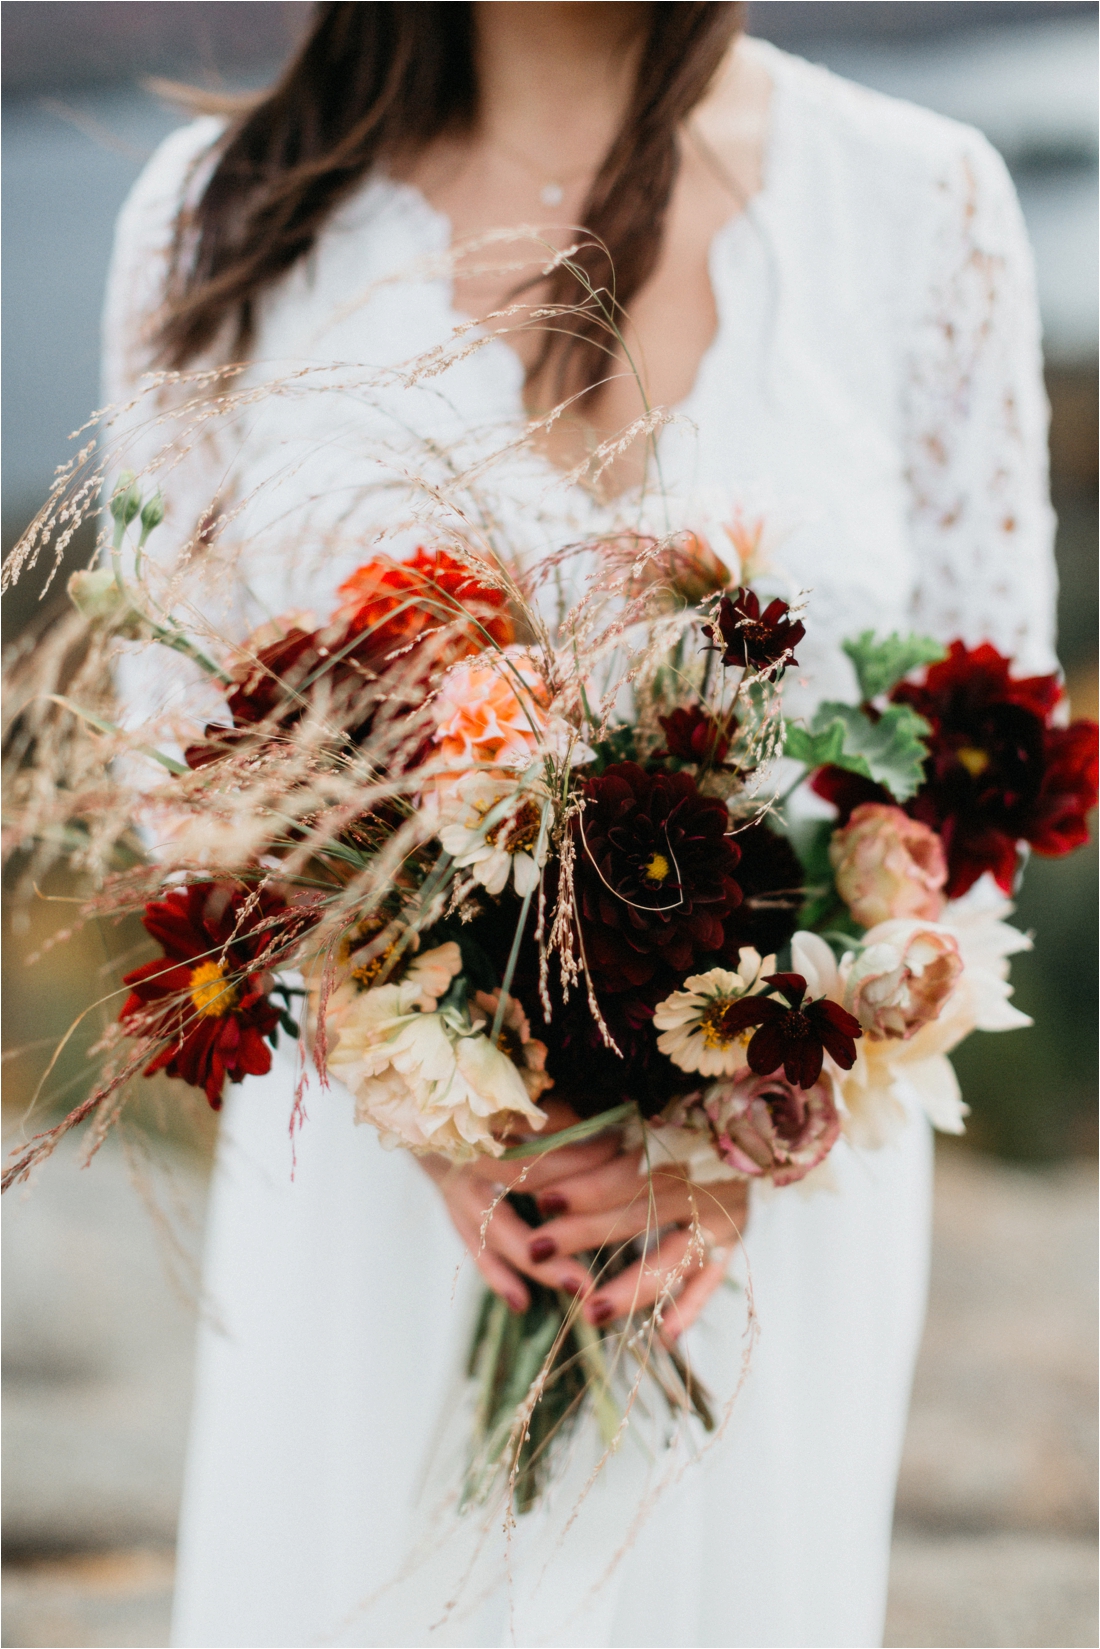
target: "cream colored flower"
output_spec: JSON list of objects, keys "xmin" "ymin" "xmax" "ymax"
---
[
  {"xmin": 437, "ymin": 773, "xmax": 548, "ymax": 897},
  {"xmin": 471, "ymin": 990, "xmax": 554, "ymax": 1103},
  {"xmin": 806, "ymin": 879, "xmax": 1032, "ymax": 1147},
  {"xmin": 653, "ymin": 949, "xmax": 774, "ymax": 1077},
  {"xmin": 328, "ymin": 982, "xmax": 546, "ymax": 1159}
]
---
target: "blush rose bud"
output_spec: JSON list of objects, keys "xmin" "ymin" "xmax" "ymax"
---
[
  {"xmin": 843, "ymin": 923, "xmax": 963, "ymax": 1041},
  {"xmin": 829, "ymin": 803, "xmax": 948, "ymax": 928}
]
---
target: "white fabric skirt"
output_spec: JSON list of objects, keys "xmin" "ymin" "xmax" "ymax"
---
[{"xmin": 170, "ymin": 1048, "xmax": 932, "ymax": 1649}]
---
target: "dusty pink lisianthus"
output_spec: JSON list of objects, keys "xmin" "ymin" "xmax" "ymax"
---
[
  {"xmin": 702, "ymin": 1069, "xmax": 840, "ymax": 1187},
  {"xmin": 844, "ymin": 923, "xmax": 962, "ymax": 1040},
  {"xmin": 829, "ymin": 803, "xmax": 947, "ymax": 927}
]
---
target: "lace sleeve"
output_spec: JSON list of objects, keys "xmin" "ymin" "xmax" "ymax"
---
[{"xmin": 903, "ymin": 130, "xmax": 1059, "ymax": 674}]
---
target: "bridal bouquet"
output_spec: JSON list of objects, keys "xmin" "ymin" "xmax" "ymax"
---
[{"xmin": 4, "ymin": 474, "xmax": 1096, "ymax": 1511}]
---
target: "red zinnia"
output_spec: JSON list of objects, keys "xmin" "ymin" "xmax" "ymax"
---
[
  {"xmin": 120, "ymin": 883, "xmax": 312, "ymax": 1108},
  {"xmin": 706, "ymin": 587, "xmax": 805, "ymax": 680},
  {"xmin": 720, "ymin": 972, "xmax": 862, "ymax": 1090}
]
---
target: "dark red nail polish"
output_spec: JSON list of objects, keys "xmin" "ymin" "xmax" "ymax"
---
[
  {"xmin": 538, "ymin": 1193, "xmax": 568, "ymax": 1216},
  {"xmin": 529, "ymin": 1235, "xmax": 556, "ymax": 1262},
  {"xmin": 588, "ymin": 1298, "xmax": 615, "ymax": 1326},
  {"xmin": 558, "ymin": 1277, "xmax": 582, "ymax": 1296},
  {"xmin": 507, "ymin": 1292, "xmax": 527, "ymax": 1315}
]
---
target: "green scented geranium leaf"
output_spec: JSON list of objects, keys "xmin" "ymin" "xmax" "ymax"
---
[
  {"xmin": 784, "ymin": 702, "xmax": 931, "ymax": 802},
  {"xmin": 841, "ymin": 630, "xmax": 946, "ymax": 701}
]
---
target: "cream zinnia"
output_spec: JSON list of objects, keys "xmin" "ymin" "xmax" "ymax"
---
[{"xmin": 653, "ymin": 948, "xmax": 774, "ymax": 1077}]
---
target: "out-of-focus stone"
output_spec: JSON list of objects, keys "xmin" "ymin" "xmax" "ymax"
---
[
  {"xmin": 893, "ymin": 1147, "xmax": 1097, "ymax": 1540},
  {"xmin": 885, "ymin": 1533, "xmax": 1099, "ymax": 1648},
  {"xmin": 2, "ymin": 1131, "xmax": 206, "ymax": 1556}
]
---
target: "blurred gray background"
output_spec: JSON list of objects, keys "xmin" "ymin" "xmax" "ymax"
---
[{"xmin": 3, "ymin": 5, "xmax": 1097, "ymax": 1646}]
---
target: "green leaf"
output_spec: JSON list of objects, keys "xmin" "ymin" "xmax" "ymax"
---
[
  {"xmin": 497, "ymin": 1102, "xmax": 636, "ymax": 1159},
  {"xmin": 841, "ymin": 630, "xmax": 946, "ymax": 701},
  {"xmin": 783, "ymin": 702, "xmax": 931, "ymax": 803},
  {"xmin": 783, "ymin": 718, "xmax": 848, "ymax": 771}
]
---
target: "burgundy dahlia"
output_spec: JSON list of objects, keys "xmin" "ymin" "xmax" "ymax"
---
[
  {"xmin": 815, "ymin": 642, "xmax": 1099, "ymax": 897},
  {"xmin": 120, "ymin": 882, "xmax": 313, "ymax": 1108},
  {"xmin": 574, "ymin": 762, "xmax": 742, "ymax": 992},
  {"xmin": 655, "ymin": 705, "xmax": 735, "ymax": 769},
  {"xmin": 719, "ymin": 821, "xmax": 805, "ymax": 957},
  {"xmin": 719, "ymin": 972, "xmax": 861, "ymax": 1089},
  {"xmin": 706, "ymin": 588, "xmax": 805, "ymax": 680}
]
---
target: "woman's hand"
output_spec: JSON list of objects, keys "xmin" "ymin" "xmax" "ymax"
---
[
  {"xmin": 530, "ymin": 1149, "xmax": 749, "ymax": 1341},
  {"xmin": 419, "ymin": 1101, "xmax": 621, "ymax": 1314},
  {"xmin": 421, "ymin": 1102, "xmax": 749, "ymax": 1338}
]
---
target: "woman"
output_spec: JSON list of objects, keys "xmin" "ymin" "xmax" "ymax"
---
[{"xmin": 103, "ymin": 5, "xmax": 1057, "ymax": 1645}]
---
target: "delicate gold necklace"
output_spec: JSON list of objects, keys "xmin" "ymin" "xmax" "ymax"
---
[{"xmin": 487, "ymin": 132, "xmax": 596, "ymax": 208}]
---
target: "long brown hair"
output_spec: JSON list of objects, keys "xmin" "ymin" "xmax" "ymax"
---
[{"xmin": 158, "ymin": 2, "xmax": 743, "ymax": 402}]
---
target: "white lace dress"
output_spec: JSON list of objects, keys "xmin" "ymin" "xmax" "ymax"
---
[{"xmin": 102, "ymin": 41, "xmax": 1057, "ymax": 1649}]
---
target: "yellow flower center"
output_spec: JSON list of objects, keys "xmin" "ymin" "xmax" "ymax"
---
[
  {"xmin": 956, "ymin": 746, "xmax": 991, "ymax": 778},
  {"xmin": 699, "ymin": 998, "xmax": 752, "ymax": 1050},
  {"xmin": 486, "ymin": 799, "xmax": 542, "ymax": 855},
  {"xmin": 643, "ymin": 852, "xmax": 671, "ymax": 884},
  {"xmin": 189, "ymin": 960, "xmax": 238, "ymax": 1019},
  {"xmin": 350, "ymin": 941, "xmax": 401, "ymax": 991}
]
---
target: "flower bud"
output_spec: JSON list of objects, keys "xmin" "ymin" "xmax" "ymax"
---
[
  {"xmin": 109, "ymin": 472, "xmax": 142, "ymax": 529},
  {"xmin": 139, "ymin": 491, "xmax": 165, "ymax": 538},
  {"xmin": 829, "ymin": 803, "xmax": 947, "ymax": 928},
  {"xmin": 67, "ymin": 567, "xmax": 145, "ymax": 636}
]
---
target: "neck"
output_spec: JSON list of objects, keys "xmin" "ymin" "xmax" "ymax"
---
[{"xmin": 470, "ymin": 2, "xmax": 652, "ymax": 170}]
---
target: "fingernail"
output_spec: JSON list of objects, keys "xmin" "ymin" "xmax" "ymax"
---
[
  {"xmin": 587, "ymin": 1297, "xmax": 615, "ymax": 1327},
  {"xmin": 506, "ymin": 1292, "xmax": 527, "ymax": 1316},
  {"xmin": 529, "ymin": 1235, "xmax": 556, "ymax": 1262},
  {"xmin": 558, "ymin": 1276, "xmax": 582, "ymax": 1296},
  {"xmin": 537, "ymin": 1193, "xmax": 568, "ymax": 1216}
]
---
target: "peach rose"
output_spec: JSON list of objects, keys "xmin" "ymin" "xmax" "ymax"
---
[
  {"xmin": 843, "ymin": 922, "xmax": 962, "ymax": 1041},
  {"xmin": 829, "ymin": 804, "xmax": 947, "ymax": 928}
]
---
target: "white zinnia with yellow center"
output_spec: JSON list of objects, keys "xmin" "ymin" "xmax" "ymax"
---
[
  {"xmin": 653, "ymin": 948, "xmax": 774, "ymax": 1077},
  {"xmin": 437, "ymin": 772, "xmax": 548, "ymax": 897}
]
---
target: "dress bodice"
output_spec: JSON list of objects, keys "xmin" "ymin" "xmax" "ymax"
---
[{"xmin": 103, "ymin": 39, "xmax": 1058, "ymax": 735}]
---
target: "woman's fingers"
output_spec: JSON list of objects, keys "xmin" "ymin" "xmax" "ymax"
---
[
  {"xmin": 533, "ymin": 1148, "xmax": 654, "ymax": 1214},
  {"xmin": 580, "ymin": 1226, "xmax": 697, "ymax": 1325},
  {"xmin": 532, "ymin": 1176, "xmax": 748, "ymax": 1262},
  {"xmin": 660, "ymin": 1257, "xmax": 731, "ymax": 1342},
  {"xmin": 464, "ymin": 1131, "xmax": 621, "ymax": 1194},
  {"xmin": 449, "ymin": 1178, "xmax": 592, "ymax": 1299}
]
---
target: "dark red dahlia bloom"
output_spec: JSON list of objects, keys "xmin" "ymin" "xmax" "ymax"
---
[
  {"xmin": 654, "ymin": 705, "xmax": 735, "ymax": 768},
  {"xmin": 720, "ymin": 972, "xmax": 861, "ymax": 1090},
  {"xmin": 893, "ymin": 641, "xmax": 1098, "ymax": 896},
  {"xmin": 719, "ymin": 821, "xmax": 805, "ymax": 957},
  {"xmin": 705, "ymin": 588, "xmax": 805, "ymax": 680},
  {"xmin": 120, "ymin": 883, "xmax": 313, "ymax": 1108},
  {"xmin": 574, "ymin": 762, "xmax": 742, "ymax": 992}
]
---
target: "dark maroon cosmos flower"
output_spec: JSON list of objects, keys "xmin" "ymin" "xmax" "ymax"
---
[
  {"xmin": 654, "ymin": 705, "xmax": 736, "ymax": 769},
  {"xmin": 814, "ymin": 642, "xmax": 1099, "ymax": 896},
  {"xmin": 120, "ymin": 882, "xmax": 313, "ymax": 1108},
  {"xmin": 574, "ymin": 762, "xmax": 742, "ymax": 992},
  {"xmin": 720, "ymin": 972, "xmax": 861, "ymax": 1089},
  {"xmin": 706, "ymin": 588, "xmax": 805, "ymax": 680}
]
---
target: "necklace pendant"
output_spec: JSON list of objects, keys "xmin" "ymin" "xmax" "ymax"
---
[{"xmin": 540, "ymin": 181, "xmax": 564, "ymax": 208}]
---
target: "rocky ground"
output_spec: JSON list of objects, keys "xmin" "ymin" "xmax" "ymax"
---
[{"xmin": 2, "ymin": 1133, "xmax": 1096, "ymax": 1649}]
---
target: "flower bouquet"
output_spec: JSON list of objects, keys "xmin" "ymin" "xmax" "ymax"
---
[{"xmin": 4, "ymin": 473, "xmax": 1096, "ymax": 1513}]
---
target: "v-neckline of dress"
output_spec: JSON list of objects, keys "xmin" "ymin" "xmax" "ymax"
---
[{"xmin": 379, "ymin": 40, "xmax": 788, "ymax": 512}]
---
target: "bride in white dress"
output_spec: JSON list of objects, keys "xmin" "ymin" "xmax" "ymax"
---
[{"xmin": 102, "ymin": 6, "xmax": 1057, "ymax": 1645}]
